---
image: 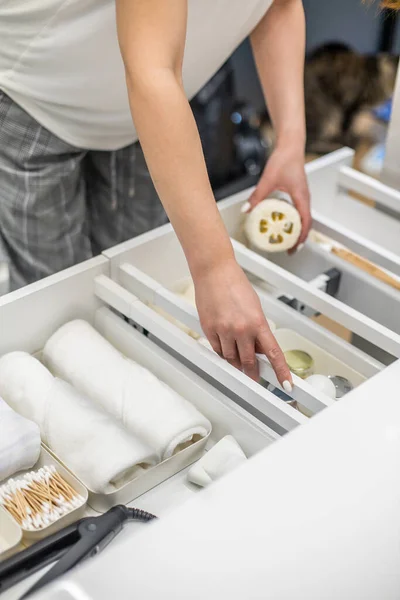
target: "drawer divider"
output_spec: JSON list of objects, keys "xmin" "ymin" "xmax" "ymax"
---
[
  {"xmin": 95, "ymin": 274, "xmax": 334, "ymax": 420},
  {"xmin": 338, "ymin": 165, "xmax": 400, "ymax": 217},
  {"xmin": 312, "ymin": 211, "xmax": 400, "ymax": 277},
  {"xmin": 232, "ymin": 240, "xmax": 400, "ymax": 358}
]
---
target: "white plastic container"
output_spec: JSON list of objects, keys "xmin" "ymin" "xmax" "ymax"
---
[
  {"xmin": 0, "ymin": 507, "xmax": 22, "ymax": 561},
  {"xmin": 64, "ymin": 433, "xmax": 209, "ymax": 513},
  {"xmin": 8, "ymin": 446, "xmax": 88, "ymax": 542}
]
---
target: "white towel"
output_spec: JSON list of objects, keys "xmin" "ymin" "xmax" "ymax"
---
[
  {"xmin": 43, "ymin": 320, "xmax": 211, "ymax": 460},
  {"xmin": 0, "ymin": 352, "xmax": 158, "ymax": 493},
  {"xmin": 187, "ymin": 435, "xmax": 247, "ymax": 487},
  {"xmin": 0, "ymin": 397, "xmax": 41, "ymax": 482}
]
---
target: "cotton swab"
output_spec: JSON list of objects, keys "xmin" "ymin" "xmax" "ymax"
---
[{"xmin": 0, "ymin": 466, "xmax": 85, "ymax": 530}]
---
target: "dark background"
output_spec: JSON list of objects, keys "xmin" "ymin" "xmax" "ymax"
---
[
  {"xmin": 231, "ymin": 0, "xmax": 399, "ymax": 113},
  {"xmin": 198, "ymin": 0, "xmax": 399, "ymax": 196}
]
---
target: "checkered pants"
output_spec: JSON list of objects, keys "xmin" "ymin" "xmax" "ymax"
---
[{"xmin": 0, "ymin": 90, "xmax": 167, "ymax": 291}]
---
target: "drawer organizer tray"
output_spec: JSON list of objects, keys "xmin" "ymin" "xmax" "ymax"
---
[
  {"xmin": 0, "ymin": 446, "xmax": 87, "ymax": 543},
  {"xmin": 0, "ymin": 508, "xmax": 22, "ymax": 561},
  {"xmin": 49, "ymin": 410, "xmax": 209, "ymax": 513}
]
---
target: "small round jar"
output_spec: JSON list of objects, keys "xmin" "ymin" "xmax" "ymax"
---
[
  {"xmin": 284, "ymin": 350, "xmax": 314, "ymax": 379},
  {"xmin": 328, "ymin": 375, "xmax": 354, "ymax": 399},
  {"xmin": 305, "ymin": 374, "xmax": 337, "ymax": 399}
]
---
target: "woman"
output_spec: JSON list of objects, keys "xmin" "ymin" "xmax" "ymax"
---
[{"xmin": 0, "ymin": 0, "xmax": 310, "ymax": 388}]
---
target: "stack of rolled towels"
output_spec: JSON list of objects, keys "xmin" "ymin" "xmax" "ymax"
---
[{"xmin": 0, "ymin": 320, "xmax": 211, "ymax": 494}]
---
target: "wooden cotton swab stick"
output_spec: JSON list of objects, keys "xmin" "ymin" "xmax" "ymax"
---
[{"xmin": 0, "ymin": 466, "xmax": 83, "ymax": 530}]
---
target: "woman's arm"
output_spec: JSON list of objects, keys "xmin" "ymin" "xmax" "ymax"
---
[
  {"xmin": 249, "ymin": 0, "xmax": 311, "ymax": 247},
  {"xmin": 116, "ymin": 0, "xmax": 292, "ymax": 388}
]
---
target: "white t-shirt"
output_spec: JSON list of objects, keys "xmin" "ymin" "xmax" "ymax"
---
[{"xmin": 0, "ymin": 0, "xmax": 273, "ymax": 150}]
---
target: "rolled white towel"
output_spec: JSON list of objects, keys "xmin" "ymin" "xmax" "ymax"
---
[
  {"xmin": 244, "ymin": 198, "xmax": 301, "ymax": 253},
  {"xmin": 0, "ymin": 397, "xmax": 41, "ymax": 482},
  {"xmin": 0, "ymin": 352, "xmax": 158, "ymax": 493},
  {"xmin": 187, "ymin": 435, "xmax": 247, "ymax": 487},
  {"xmin": 43, "ymin": 321, "xmax": 211, "ymax": 460}
]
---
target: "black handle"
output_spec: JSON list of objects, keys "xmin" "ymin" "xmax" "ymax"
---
[
  {"xmin": 0, "ymin": 519, "xmax": 84, "ymax": 594},
  {"xmin": 21, "ymin": 506, "xmax": 130, "ymax": 599}
]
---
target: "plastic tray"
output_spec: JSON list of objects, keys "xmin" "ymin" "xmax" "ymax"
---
[
  {"xmin": 5, "ymin": 446, "xmax": 88, "ymax": 542},
  {"xmin": 50, "ymin": 432, "xmax": 210, "ymax": 513},
  {"xmin": 0, "ymin": 507, "xmax": 22, "ymax": 561}
]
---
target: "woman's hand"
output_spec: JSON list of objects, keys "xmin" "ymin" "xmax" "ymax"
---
[
  {"xmin": 246, "ymin": 147, "xmax": 311, "ymax": 250},
  {"xmin": 193, "ymin": 258, "xmax": 293, "ymax": 390}
]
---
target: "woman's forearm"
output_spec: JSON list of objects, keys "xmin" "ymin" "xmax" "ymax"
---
[
  {"xmin": 126, "ymin": 72, "xmax": 234, "ymax": 277},
  {"xmin": 116, "ymin": 0, "xmax": 292, "ymax": 386},
  {"xmin": 250, "ymin": 0, "xmax": 306, "ymax": 152}
]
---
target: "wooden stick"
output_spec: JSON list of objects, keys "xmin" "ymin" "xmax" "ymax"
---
[
  {"xmin": 13, "ymin": 490, "xmax": 26, "ymax": 519},
  {"xmin": 27, "ymin": 488, "xmax": 50, "ymax": 504},
  {"xmin": 331, "ymin": 246, "xmax": 400, "ymax": 291},
  {"xmin": 51, "ymin": 473, "xmax": 76, "ymax": 500},
  {"xmin": 23, "ymin": 491, "xmax": 43, "ymax": 514},
  {"xmin": 4, "ymin": 502, "xmax": 22, "ymax": 523}
]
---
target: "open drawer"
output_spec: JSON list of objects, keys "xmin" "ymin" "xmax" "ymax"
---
[
  {"xmin": 0, "ymin": 257, "xmax": 290, "ymax": 598},
  {"xmin": 100, "ymin": 151, "xmax": 400, "ymax": 419}
]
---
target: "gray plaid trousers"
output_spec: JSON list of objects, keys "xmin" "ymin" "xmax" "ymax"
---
[{"xmin": 0, "ymin": 90, "xmax": 167, "ymax": 291}]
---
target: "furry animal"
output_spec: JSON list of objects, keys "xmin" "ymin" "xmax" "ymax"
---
[{"xmin": 261, "ymin": 43, "xmax": 399, "ymax": 155}]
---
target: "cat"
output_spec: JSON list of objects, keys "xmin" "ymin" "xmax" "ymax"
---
[{"xmin": 261, "ymin": 42, "xmax": 399, "ymax": 155}]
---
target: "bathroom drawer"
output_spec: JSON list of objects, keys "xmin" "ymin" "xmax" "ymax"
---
[
  {"xmin": 2, "ymin": 148, "xmax": 400, "ymax": 597},
  {"xmin": 0, "ymin": 257, "xmax": 289, "ymax": 599},
  {"xmin": 99, "ymin": 150, "xmax": 400, "ymax": 421}
]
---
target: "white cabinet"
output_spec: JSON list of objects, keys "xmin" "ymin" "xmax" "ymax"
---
[{"xmin": 2, "ymin": 149, "xmax": 400, "ymax": 599}]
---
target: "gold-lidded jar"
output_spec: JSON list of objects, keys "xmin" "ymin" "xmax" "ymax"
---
[{"xmin": 284, "ymin": 350, "xmax": 314, "ymax": 379}]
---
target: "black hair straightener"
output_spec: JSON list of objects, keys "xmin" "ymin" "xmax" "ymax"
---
[{"xmin": 0, "ymin": 505, "xmax": 157, "ymax": 598}]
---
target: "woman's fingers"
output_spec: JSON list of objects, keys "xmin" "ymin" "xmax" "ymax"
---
[
  {"xmin": 207, "ymin": 332, "xmax": 223, "ymax": 356},
  {"xmin": 291, "ymin": 188, "xmax": 312, "ymax": 247},
  {"xmin": 206, "ymin": 320, "xmax": 290, "ymax": 387},
  {"xmin": 236, "ymin": 336, "xmax": 259, "ymax": 381},
  {"xmin": 257, "ymin": 328, "xmax": 292, "ymax": 391},
  {"xmin": 196, "ymin": 258, "xmax": 291, "ymax": 389},
  {"xmin": 219, "ymin": 335, "xmax": 242, "ymax": 371}
]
